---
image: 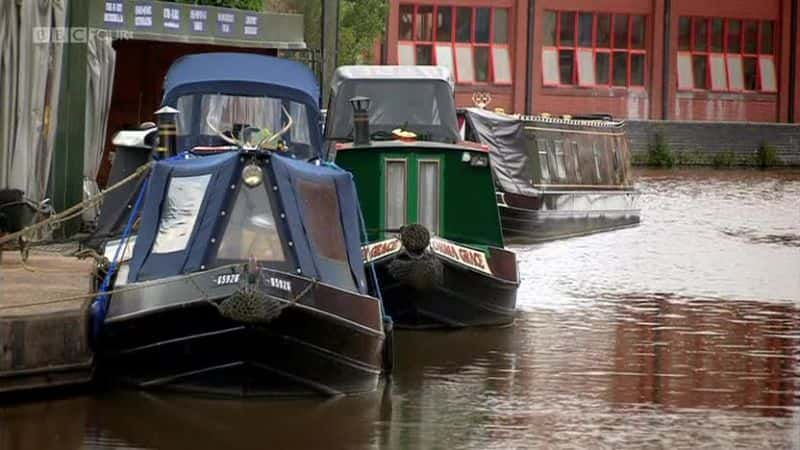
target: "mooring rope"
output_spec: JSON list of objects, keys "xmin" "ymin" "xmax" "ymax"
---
[
  {"xmin": 90, "ymin": 173, "xmax": 151, "ymax": 339},
  {"xmin": 0, "ymin": 161, "xmax": 154, "ymax": 248}
]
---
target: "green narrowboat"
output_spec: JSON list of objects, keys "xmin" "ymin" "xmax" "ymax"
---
[{"xmin": 326, "ymin": 66, "xmax": 519, "ymax": 328}]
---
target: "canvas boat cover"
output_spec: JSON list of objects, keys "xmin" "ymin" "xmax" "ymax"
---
[
  {"xmin": 125, "ymin": 151, "xmax": 368, "ymax": 294},
  {"xmin": 86, "ymin": 144, "xmax": 150, "ymax": 248},
  {"xmin": 462, "ymin": 108, "xmax": 537, "ymax": 196},
  {"xmin": 162, "ymin": 53, "xmax": 320, "ymax": 112},
  {"xmin": 161, "ymin": 53, "xmax": 323, "ymax": 155},
  {"xmin": 330, "ymin": 66, "xmax": 455, "ymax": 95},
  {"xmin": 326, "ymin": 65, "xmax": 459, "ymax": 144},
  {"xmin": 464, "ymin": 108, "xmax": 630, "ymax": 195}
]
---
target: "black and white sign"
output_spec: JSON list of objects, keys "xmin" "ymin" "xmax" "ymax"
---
[
  {"xmin": 190, "ymin": 8, "xmax": 208, "ymax": 33},
  {"xmin": 243, "ymin": 14, "xmax": 258, "ymax": 36},
  {"xmin": 133, "ymin": 3, "xmax": 153, "ymax": 28},
  {"xmin": 217, "ymin": 11, "xmax": 235, "ymax": 34},
  {"xmin": 104, "ymin": 1, "xmax": 124, "ymax": 26},
  {"xmin": 162, "ymin": 6, "xmax": 181, "ymax": 31}
]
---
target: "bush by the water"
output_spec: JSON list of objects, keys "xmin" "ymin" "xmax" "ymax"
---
[
  {"xmin": 755, "ymin": 143, "xmax": 781, "ymax": 168},
  {"xmin": 712, "ymin": 150, "xmax": 736, "ymax": 168},
  {"xmin": 647, "ymin": 133, "xmax": 675, "ymax": 168}
]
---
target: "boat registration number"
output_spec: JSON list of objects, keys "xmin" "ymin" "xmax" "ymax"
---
[
  {"xmin": 215, "ymin": 273, "xmax": 240, "ymax": 286},
  {"xmin": 267, "ymin": 277, "xmax": 292, "ymax": 293},
  {"xmin": 430, "ymin": 237, "xmax": 492, "ymax": 275}
]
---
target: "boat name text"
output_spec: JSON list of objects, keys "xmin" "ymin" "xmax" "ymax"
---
[
  {"xmin": 362, "ymin": 238, "xmax": 402, "ymax": 263},
  {"xmin": 430, "ymin": 237, "xmax": 492, "ymax": 275}
]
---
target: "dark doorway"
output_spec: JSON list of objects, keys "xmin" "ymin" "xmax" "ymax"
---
[{"xmin": 99, "ymin": 40, "xmax": 277, "ymax": 186}]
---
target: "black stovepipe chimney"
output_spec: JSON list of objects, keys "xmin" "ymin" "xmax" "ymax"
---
[
  {"xmin": 349, "ymin": 96, "xmax": 371, "ymax": 147},
  {"xmin": 154, "ymin": 106, "xmax": 179, "ymax": 159}
]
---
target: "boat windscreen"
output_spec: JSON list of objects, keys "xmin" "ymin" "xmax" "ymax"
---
[
  {"xmin": 216, "ymin": 184, "xmax": 286, "ymax": 263},
  {"xmin": 176, "ymin": 94, "xmax": 313, "ymax": 159},
  {"xmin": 294, "ymin": 178, "xmax": 356, "ymax": 291},
  {"xmin": 327, "ymin": 80, "xmax": 459, "ymax": 143}
]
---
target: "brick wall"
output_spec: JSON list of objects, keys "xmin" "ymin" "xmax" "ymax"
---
[{"xmin": 627, "ymin": 120, "xmax": 800, "ymax": 165}]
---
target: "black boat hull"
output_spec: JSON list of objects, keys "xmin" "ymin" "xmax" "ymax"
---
[
  {"xmin": 99, "ymin": 267, "xmax": 385, "ymax": 396},
  {"xmin": 368, "ymin": 244, "xmax": 518, "ymax": 329},
  {"xmin": 498, "ymin": 190, "xmax": 640, "ymax": 243}
]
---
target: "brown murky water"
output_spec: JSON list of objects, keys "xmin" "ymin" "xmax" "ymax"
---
[{"xmin": 2, "ymin": 169, "xmax": 799, "ymax": 449}]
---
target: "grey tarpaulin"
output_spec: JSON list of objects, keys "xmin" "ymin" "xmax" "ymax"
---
[
  {"xmin": 463, "ymin": 108, "xmax": 538, "ymax": 196},
  {"xmin": 0, "ymin": 0, "xmax": 67, "ymax": 205},
  {"xmin": 83, "ymin": 32, "xmax": 116, "ymax": 222},
  {"xmin": 326, "ymin": 65, "xmax": 459, "ymax": 144},
  {"xmin": 0, "ymin": 0, "xmax": 19, "ymax": 190}
]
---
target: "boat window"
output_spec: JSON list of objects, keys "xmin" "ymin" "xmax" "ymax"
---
[
  {"xmin": 571, "ymin": 141, "xmax": 581, "ymax": 183},
  {"xmin": 217, "ymin": 183, "xmax": 285, "ymax": 263},
  {"xmin": 536, "ymin": 139, "xmax": 551, "ymax": 182},
  {"xmin": 176, "ymin": 94, "xmax": 312, "ymax": 156},
  {"xmin": 417, "ymin": 160, "xmax": 441, "ymax": 234},
  {"xmin": 385, "ymin": 159, "xmax": 408, "ymax": 232},
  {"xmin": 152, "ymin": 174, "xmax": 211, "ymax": 254},
  {"xmin": 289, "ymin": 102, "xmax": 311, "ymax": 146},
  {"xmin": 553, "ymin": 140, "xmax": 567, "ymax": 180},
  {"xmin": 295, "ymin": 178, "xmax": 356, "ymax": 290},
  {"xmin": 592, "ymin": 142, "xmax": 602, "ymax": 183}
]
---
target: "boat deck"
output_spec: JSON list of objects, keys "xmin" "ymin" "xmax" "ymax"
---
[{"xmin": 0, "ymin": 249, "xmax": 95, "ymax": 395}]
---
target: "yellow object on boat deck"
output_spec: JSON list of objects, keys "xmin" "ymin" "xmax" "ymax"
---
[{"xmin": 392, "ymin": 129, "xmax": 417, "ymax": 141}]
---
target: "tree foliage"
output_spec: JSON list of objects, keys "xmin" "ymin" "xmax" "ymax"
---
[
  {"xmin": 169, "ymin": 0, "xmax": 263, "ymax": 12},
  {"xmin": 167, "ymin": 0, "xmax": 388, "ymax": 66},
  {"xmin": 338, "ymin": 0, "xmax": 387, "ymax": 65}
]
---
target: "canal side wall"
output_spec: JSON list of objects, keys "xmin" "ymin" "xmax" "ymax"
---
[{"xmin": 627, "ymin": 121, "xmax": 800, "ymax": 166}]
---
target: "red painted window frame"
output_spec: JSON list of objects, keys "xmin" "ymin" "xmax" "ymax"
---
[
  {"xmin": 542, "ymin": 10, "xmax": 648, "ymax": 90},
  {"xmin": 677, "ymin": 16, "xmax": 777, "ymax": 94},
  {"xmin": 397, "ymin": 3, "xmax": 513, "ymax": 86}
]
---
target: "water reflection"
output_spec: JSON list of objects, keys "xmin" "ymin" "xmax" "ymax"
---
[
  {"xmin": 86, "ymin": 390, "xmax": 389, "ymax": 450},
  {"xmin": 0, "ymin": 169, "xmax": 798, "ymax": 449},
  {"xmin": 609, "ymin": 294, "xmax": 798, "ymax": 416}
]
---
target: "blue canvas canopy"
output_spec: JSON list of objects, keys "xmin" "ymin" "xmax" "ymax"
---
[
  {"xmin": 162, "ymin": 53, "xmax": 320, "ymax": 110},
  {"xmin": 161, "ymin": 53, "xmax": 323, "ymax": 155},
  {"xmin": 126, "ymin": 151, "xmax": 368, "ymax": 294}
]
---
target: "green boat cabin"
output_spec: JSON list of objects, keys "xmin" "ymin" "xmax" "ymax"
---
[
  {"xmin": 327, "ymin": 66, "xmax": 505, "ymax": 252},
  {"xmin": 335, "ymin": 141, "xmax": 504, "ymax": 250}
]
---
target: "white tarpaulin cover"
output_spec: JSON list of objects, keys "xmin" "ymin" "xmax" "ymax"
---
[
  {"xmin": 0, "ymin": 0, "xmax": 67, "ymax": 204},
  {"xmin": 83, "ymin": 32, "xmax": 116, "ymax": 221}
]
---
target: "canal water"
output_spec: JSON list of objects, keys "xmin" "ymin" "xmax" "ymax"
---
[{"xmin": 1, "ymin": 169, "xmax": 799, "ymax": 449}]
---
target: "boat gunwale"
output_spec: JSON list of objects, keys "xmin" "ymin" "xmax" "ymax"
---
[{"xmin": 104, "ymin": 267, "xmax": 385, "ymax": 337}]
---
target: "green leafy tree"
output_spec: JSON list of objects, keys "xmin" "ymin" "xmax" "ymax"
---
[
  {"xmin": 167, "ymin": 0, "xmax": 387, "ymax": 67},
  {"xmin": 169, "ymin": 0, "xmax": 263, "ymax": 11},
  {"xmin": 338, "ymin": 0, "xmax": 387, "ymax": 65}
]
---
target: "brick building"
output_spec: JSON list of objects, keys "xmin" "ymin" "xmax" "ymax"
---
[{"xmin": 380, "ymin": 0, "xmax": 800, "ymax": 123}]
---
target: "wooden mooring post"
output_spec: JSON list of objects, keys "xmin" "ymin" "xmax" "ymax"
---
[{"xmin": 0, "ymin": 251, "xmax": 95, "ymax": 395}]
